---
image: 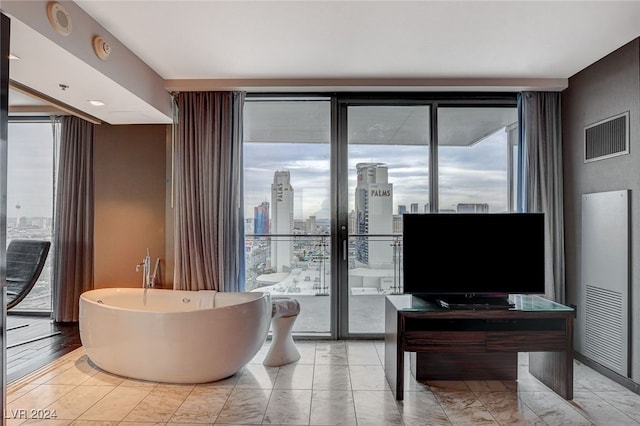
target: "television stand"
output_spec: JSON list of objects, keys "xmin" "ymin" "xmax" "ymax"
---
[
  {"xmin": 435, "ymin": 295, "xmax": 514, "ymax": 310},
  {"xmin": 385, "ymin": 294, "xmax": 574, "ymax": 401}
]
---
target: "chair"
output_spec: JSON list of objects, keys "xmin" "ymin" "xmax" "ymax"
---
[{"xmin": 6, "ymin": 239, "xmax": 51, "ymax": 310}]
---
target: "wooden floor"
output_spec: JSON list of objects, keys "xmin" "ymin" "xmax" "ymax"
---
[{"xmin": 6, "ymin": 314, "xmax": 81, "ymax": 383}]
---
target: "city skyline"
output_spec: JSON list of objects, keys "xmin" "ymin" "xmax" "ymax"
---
[
  {"xmin": 244, "ymin": 126, "xmax": 509, "ymax": 220},
  {"xmin": 9, "ymin": 115, "xmax": 509, "ymax": 220}
]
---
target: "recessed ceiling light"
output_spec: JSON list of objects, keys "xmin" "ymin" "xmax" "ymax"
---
[
  {"xmin": 88, "ymin": 100, "xmax": 105, "ymax": 106},
  {"xmin": 8, "ymin": 54, "xmax": 20, "ymax": 60}
]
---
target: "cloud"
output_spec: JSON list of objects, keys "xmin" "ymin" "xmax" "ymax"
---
[{"xmin": 245, "ymin": 127, "xmax": 511, "ymax": 219}]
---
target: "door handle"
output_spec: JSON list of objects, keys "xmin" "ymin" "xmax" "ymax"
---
[{"xmin": 343, "ymin": 239, "xmax": 347, "ymax": 261}]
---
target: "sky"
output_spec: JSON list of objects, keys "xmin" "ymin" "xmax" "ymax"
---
[
  {"xmin": 243, "ymin": 127, "xmax": 510, "ymax": 221},
  {"xmin": 6, "ymin": 112, "xmax": 511, "ymax": 221},
  {"xmin": 6, "ymin": 121, "xmax": 56, "ymax": 219}
]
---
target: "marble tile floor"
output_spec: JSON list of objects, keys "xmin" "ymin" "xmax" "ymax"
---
[{"xmin": 6, "ymin": 340, "xmax": 640, "ymax": 425}]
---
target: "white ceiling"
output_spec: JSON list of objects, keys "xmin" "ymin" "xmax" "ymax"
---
[
  {"xmin": 7, "ymin": 1, "xmax": 640, "ymax": 124},
  {"xmin": 75, "ymin": 1, "xmax": 640, "ymax": 80}
]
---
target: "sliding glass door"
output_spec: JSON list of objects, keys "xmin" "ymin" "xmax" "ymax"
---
[
  {"xmin": 342, "ymin": 104, "xmax": 430, "ymax": 334},
  {"xmin": 243, "ymin": 94, "xmax": 518, "ymax": 338}
]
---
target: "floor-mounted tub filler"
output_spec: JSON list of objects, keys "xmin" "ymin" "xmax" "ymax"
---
[{"xmin": 79, "ymin": 288, "xmax": 271, "ymax": 383}]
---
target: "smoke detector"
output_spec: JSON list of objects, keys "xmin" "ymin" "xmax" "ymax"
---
[
  {"xmin": 93, "ymin": 36, "xmax": 112, "ymax": 61},
  {"xmin": 47, "ymin": 2, "xmax": 72, "ymax": 36}
]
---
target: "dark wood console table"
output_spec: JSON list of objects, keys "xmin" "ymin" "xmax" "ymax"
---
[{"xmin": 384, "ymin": 294, "xmax": 574, "ymax": 401}]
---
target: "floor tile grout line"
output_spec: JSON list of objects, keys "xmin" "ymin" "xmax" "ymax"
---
[
  {"xmin": 64, "ymin": 382, "xmax": 120, "ymax": 423},
  {"xmin": 76, "ymin": 381, "xmax": 157, "ymax": 423},
  {"xmin": 347, "ymin": 349, "xmax": 356, "ymax": 425},
  {"xmin": 570, "ymin": 388, "xmax": 639, "ymax": 425},
  {"xmin": 214, "ymin": 376, "xmax": 240, "ymax": 424},
  {"xmin": 7, "ymin": 342, "xmax": 640, "ymax": 426},
  {"xmin": 11, "ymin": 382, "xmax": 81, "ymax": 423},
  {"xmin": 124, "ymin": 382, "xmax": 189, "ymax": 424},
  {"xmin": 7, "ymin": 348, "xmax": 83, "ymax": 392},
  {"xmin": 261, "ymin": 366, "xmax": 283, "ymax": 424},
  {"xmin": 591, "ymin": 390, "xmax": 640, "ymax": 424},
  {"xmin": 513, "ymin": 389, "xmax": 551, "ymax": 425}
]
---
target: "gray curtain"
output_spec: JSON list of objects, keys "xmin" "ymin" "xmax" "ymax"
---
[
  {"xmin": 53, "ymin": 116, "xmax": 94, "ymax": 322},
  {"xmin": 173, "ymin": 91, "xmax": 245, "ymax": 292},
  {"xmin": 519, "ymin": 92, "xmax": 565, "ymax": 303}
]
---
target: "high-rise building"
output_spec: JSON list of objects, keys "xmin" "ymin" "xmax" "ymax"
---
[
  {"xmin": 306, "ymin": 215, "xmax": 317, "ymax": 234},
  {"xmin": 410, "ymin": 203, "xmax": 419, "ymax": 213},
  {"xmin": 271, "ymin": 171, "xmax": 294, "ymax": 272},
  {"xmin": 253, "ymin": 201, "xmax": 269, "ymax": 235},
  {"xmin": 348, "ymin": 210, "xmax": 357, "ymax": 234},
  {"xmin": 393, "ymin": 215, "xmax": 403, "ymax": 234},
  {"xmin": 424, "ymin": 203, "xmax": 430, "ymax": 213},
  {"xmin": 15, "ymin": 203, "xmax": 22, "ymax": 229},
  {"xmin": 244, "ymin": 218, "xmax": 254, "ymax": 236},
  {"xmin": 398, "ymin": 205, "xmax": 406, "ymax": 215},
  {"xmin": 457, "ymin": 203, "xmax": 489, "ymax": 213},
  {"xmin": 355, "ymin": 163, "xmax": 393, "ymax": 268}
]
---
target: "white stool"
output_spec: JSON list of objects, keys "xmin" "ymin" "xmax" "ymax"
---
[{"xmin": 263, "ymin": 297, "xmax": 301, "ymax": 367}]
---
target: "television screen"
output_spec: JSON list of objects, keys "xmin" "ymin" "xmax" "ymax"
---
[{"xmin": 402, "ymin": 213, "xmax": 545, "ymax": 296}]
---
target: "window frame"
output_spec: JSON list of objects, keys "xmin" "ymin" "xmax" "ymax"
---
[{"xmin": 6, "ymin": 115, "xmax": 60, "ymax": 315}]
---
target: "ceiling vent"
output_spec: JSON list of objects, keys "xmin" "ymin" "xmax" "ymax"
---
[{"xmin": 584, "ymin": 111, "xmax": 629, "ymax": 163}]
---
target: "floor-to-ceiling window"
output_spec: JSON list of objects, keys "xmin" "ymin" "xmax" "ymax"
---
[
  {"xmin": 6, "ymin": 117, "xmax": 59, "ymax": 313},
  {"xmin": 243, "ymin": 94, "xmax": 518, "ymax": 337},
  {"xmin": 437, "ymin": 107, "xmax": 518, "ymax": 213},
  {"xmin": 243, "ymin": 98, "xmax": 332, "ymax": 335}
]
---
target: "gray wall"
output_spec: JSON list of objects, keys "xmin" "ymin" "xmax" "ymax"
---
[{"xmin": 562, "ymin": 38, "xmax": 640, "ymax": 383}]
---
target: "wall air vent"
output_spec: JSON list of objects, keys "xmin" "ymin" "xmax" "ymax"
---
[
  {"xmin": 584, "ymin": 111, "xmax": 629, "ymax": 162},
  {"xmin": 585, "ymin": 285, "xmax": 625, "ymax": 373},
  {"xmin": 581, "ymin": 190, "xmax": 629, "ymax": 377}
]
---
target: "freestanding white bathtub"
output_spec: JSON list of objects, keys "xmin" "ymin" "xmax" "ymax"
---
[{"xmin": 79, "ymin": 288, "xmax": 271, "ymax": 383}]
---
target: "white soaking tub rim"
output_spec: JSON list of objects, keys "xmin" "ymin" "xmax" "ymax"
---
[{"xmin": 79, "ymin": 288, "xmax": 269, "ymax": 314}]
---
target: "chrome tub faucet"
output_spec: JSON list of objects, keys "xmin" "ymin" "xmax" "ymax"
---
[{"xmin": 136, "ymin": 248, "xmax": 160, "ymax": 288}]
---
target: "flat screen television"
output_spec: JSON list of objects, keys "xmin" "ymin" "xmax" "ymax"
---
[{"xmin": 402, "ymin": 213, "xmax": 545, "ymax": 303}]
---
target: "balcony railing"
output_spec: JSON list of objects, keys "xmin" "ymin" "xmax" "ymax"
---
[
  {"xmin": 244, "ymin": 233, "xmax": 403, "ymax": 296},
  {"xmin": 245, "ymin": 234, "xmax": 332, "ymax": 296},
  {"xmin": 246, "ymin": 232, "xmax": 403, "ymax": 334}
]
